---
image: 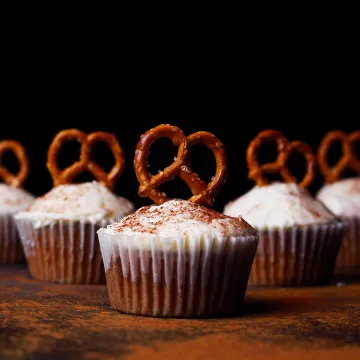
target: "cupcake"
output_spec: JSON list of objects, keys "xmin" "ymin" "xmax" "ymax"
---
[
  {"xmin": 15, "ymin": 129, "xmax": 134, "ymax": 284},
  {"xmin": 0, "ymin": 140, "xmax": 34, "ymax": 264},
  {"xmin": 98, "ymin": 124, "xmax": 259, "ymax": 317},
  {"xmin": 224, "ymin": 130, "xmax": 345, "ymax": 287},
  {"xmin": 317, "ymin": 130, "xmax": 360, "ymax": 271}
]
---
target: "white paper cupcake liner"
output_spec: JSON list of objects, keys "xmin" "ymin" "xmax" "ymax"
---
[
  {"xmin": 335, "ymin": 216, "xmax": 360, "ymax": 271},
  {"xmin": 98, "ymin": 231, "xmax": 259, "ymax": 318},
  {"xmin": 0, "ymin": 213, "xmax": 25, "ymax": 264},
  {"xmin": 15, "ymin": 218, "xmax": 113, "ymax": 284},
  {"xmin": 248, "ymin": 221, "xmax": 345, "ymax": 287}
]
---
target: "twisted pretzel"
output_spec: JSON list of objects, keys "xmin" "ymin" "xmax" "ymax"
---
[
  {"xmin": 317, "ymin": 130, "xmax": 360, "ymax": 183},
  {"xmin": 134, "ymin": 124, "xmax": 227, "ymax": 206},
  {"xmin": 247, "ymin": 130, "xmax": 315, "ymax": 188},
  {"xmin": 0, "ymin": 140, "xmax": 29, "ymax": 188},
  {"xmin": 47, "ymin": 129, "xmax": 125, "ymax": 191},
  {"xmin": 181, "ymin": 131, "xmax": 227, "ymax": 206}
]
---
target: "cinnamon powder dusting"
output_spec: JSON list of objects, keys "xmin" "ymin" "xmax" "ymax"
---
[{"xmin": 108, "ymin": 199, "xmax": 256, "ymax": 236}]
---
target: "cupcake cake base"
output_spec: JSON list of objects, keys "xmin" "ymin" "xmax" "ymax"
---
[
  {"xmin": 16, "ymin": 219, "xmax": 106, "ymax": 284},
  {"xmin": 99, "ymin": 199, "xmax": 259, "ymax": 317},
  {"xmin": 249, "ymin": 221, "xmax": 345, "ymax": 287},
  {"xmin": 100, "ymin": 235, "xmax": 259, "ymax": 318},
  {"xmin": 0, "ymin": 214, "xmax": 25, "ymax": 264},
  {"xmin": 14, "ymin": 181, "xmax": 134, "ymax": 284},
  {"xmin": 335, "ymin": 216, "xmax": 360, "ymax": 271}
]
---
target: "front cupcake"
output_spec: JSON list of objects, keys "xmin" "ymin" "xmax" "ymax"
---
[
  {"xmin": 317, "ymin": 130, "xmax": 360, "ymax": 271},
  {"xmin": 0, "ymin": 140, "xmax": 35, "ymax": 264},
  {"xmin": 15, "ymin": 129, "xmax": 134, "ymax": 284},
  {"xmin": 98, "ymin": 125, "xmax": 259, "ymax": 317},
  {"xmin": 224, "ymin": 130, "xmax": 345, "ymax": 286}
]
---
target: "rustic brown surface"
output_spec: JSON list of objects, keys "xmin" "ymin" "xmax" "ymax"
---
[{"xmin": 0, "ymin": 265, "xmax": 360, "ymax": 360}]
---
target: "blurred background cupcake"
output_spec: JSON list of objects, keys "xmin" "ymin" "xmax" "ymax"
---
[
  {"xmin": 224, "ymin": 130, "xmax": 345, "ymax": 287},
  {"xmin": 15, "ymin": 129, "xmax": 134, "ymax": 284},
  {"xmin": 98, "ymin": 125, "xmax": 259, "ymax": 317},
  {"xmin": 0, "ymin": 140, "xmax": 34, "ymax": 264},
  {"xmin": 317, "ymin": 130, "xmax": 360, "ymax": 273}
]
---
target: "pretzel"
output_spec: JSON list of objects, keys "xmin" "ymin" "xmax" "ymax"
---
[
  {"xmin": 317, "ymin": 130, "xmax": 360, "ymax": 183},
  {"xmin": 47, "ymin": 129, "xmax": 125, "ymax": 191},
  {"xmin": 181, "ymin": 131, "xmax": 228, "ymax": 206},
  {"xmin": 247, "ymin": 130, "xmax": 315, "ymax": 188},
  {"xmin": 134, "ymin": 124, "xmax": 227, "ymax": 206},
  {"xmin": 0, "ymin": 140, "xmax": 29, "ymax": 188}
]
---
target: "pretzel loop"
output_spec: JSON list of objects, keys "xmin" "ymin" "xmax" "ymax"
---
[
  {"xmin": 279, "ymin": 141, "xmax": 316, "ymax": 188},
  {"xmin": 180, "ymin": 132, "xmax": 227, "ymax": 206},
  {"xmin": 134, "ymin": 125, "xmax": 228, "ymax": 206},
  {"xmin": 348, "ymin": 131, "xmax": 360, "ymax": 174},
  {"xmin": 246, "ymin": 130, "xmax": 289, "ymax": 186},
  {"xmin": 0, "ymin": 140, "xmax": 29, "ymax": 188},
  {"xmin": 134, "ymin": 125, "xmax": 189, "ymax": 204},
  {"xmin": 47, "ymin": 129, "xmax": 89, "ymax": 186},
  {"xmin": 86, "ymin": 132, "xmax": 126, "ymax": 190},
  {"xmin": 246, "ymin": 130, "xmax": 315, "ymax": 188},
  {"xmin": 47, "ymin": 129, "xmax": 125, "ymax": 190},
  {"xmin": 317, "ymin": 130, "xmax": 360, "ymax": 183}
]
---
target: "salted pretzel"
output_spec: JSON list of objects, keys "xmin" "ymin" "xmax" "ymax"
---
[
  {"xmin": 47, "ymin": 129, "xmax": 125, "ymax": 191},
  {"xmin": 0, "ymin": 140, "xmax": 29, "ymax": 188},
  {"xmin": 317, "ymin": 130, "xmax": 360, "ymax": 184},
  {"xmin": 134, "ymin": 124, "xmax": 227, "ymax": 206},
  {"xmin": 247, "ymin": 130, "xmax": 315, "ymax": 188}
]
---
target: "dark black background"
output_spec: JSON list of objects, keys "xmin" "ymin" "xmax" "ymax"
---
[{"xmin": 1, "ymin": 33, "xmax": 359, "ymax": 212}]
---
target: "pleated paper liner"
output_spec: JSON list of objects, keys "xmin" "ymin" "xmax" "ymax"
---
[
  {"xmin": 248, "ymin": 221, "xmax": 346, "ymax": 287},
  {"xmin": 15, "ymin": 218, "xmax": 113, "ymax": 284},
  {"xmin": 335, "ymin": 216, "xmax": 360, "ymax": 272},
  {"xmin": 0, "ymin": 214, "xmax": 25, "ymax": 264},
  {"xmin": 98, "ymin": 232, "xmax": 259, "ymax": 317}
]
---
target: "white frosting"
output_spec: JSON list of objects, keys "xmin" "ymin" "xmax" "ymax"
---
[
  {"xmin": 98, "ymin": 200, "xmax": 258, "ymax": 265},
  {"xmin": 0, "ymin": 184, "xmax": 35, "ymax": 214},
  {"xmin": 317, "ymin": 178, "xmax": 360, "ymax": 217},
  {"xmin": 101, "ymin": 199, "xmax": 257, "ymax": 238},
  {"xmin": 15, "ymin": 181, "xmax": 134, "ymax": 227},
  {"xmin": 223, "ymin": 182, "xmax": 335, "ymax": 229}
]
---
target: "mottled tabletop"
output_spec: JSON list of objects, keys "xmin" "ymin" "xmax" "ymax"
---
[{"xmin": 0, "ymin": 266, "xmax": 359, "ymax": 360}]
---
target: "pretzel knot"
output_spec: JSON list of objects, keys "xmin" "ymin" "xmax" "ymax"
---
[
  {"xmin": 47, "ymin": 129, "xmax": 125, "ymax": 191},
  {"xmin": 317, "ymin": 130, "xmax": 360, "ymax": 184},
  {"xmin": 134, "ymin": 124, "xmax": 227, "ymax": 206},
  {"xmin": 0, "ymin": 140, "xmax": 29, "ymax": 188},
  {"xmin": 246, "ymin": 130, "xmax": 315, "ymax": 188}
]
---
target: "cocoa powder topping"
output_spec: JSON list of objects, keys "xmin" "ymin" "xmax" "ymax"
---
[{"xmin": 108, "ymin": 199, "xmax": 256, "ymax": 236}]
